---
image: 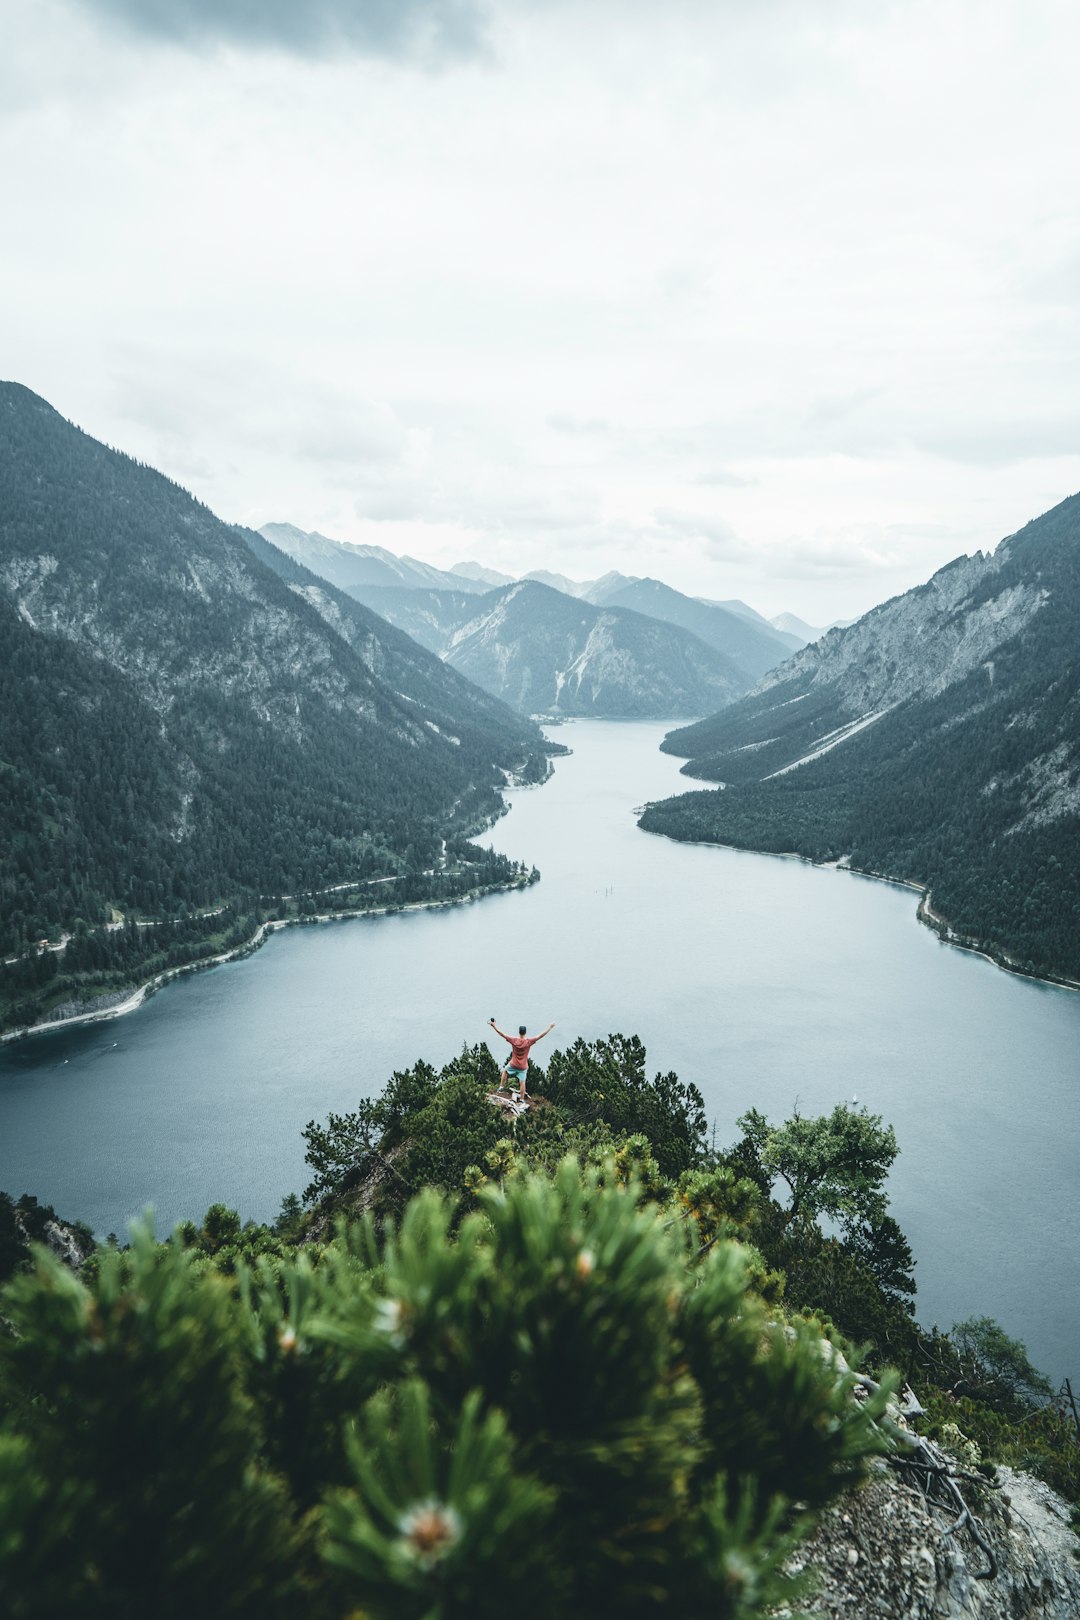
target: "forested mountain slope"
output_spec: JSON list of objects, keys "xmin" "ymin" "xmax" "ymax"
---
[
  {"xmin": 640, "ymin": 495, "xmax": 1080, "ymax": 981},
  {"xmin": 346, "ymin": 578, "xmax": 751, "ymax": 717},
  {"xmin": 0, "ymin": 384, "xmax": 546, "ymax": 965}
]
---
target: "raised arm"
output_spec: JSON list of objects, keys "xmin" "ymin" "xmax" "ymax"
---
[
  {"xmin": 488, "ymin": 1019, "xmax": 512, "ymax": 1043},
  {"xmin": 533, "ymin": 1021, "xmax": 556, "ymax": 1043}
]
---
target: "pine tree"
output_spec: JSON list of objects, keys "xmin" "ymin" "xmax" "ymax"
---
[{"xmin": 0, "ymin": 1161, "xmax": 896, "ymax": 1618}]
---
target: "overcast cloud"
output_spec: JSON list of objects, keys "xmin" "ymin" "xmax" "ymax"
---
[
  {"xmin": 2, "ymin": 0, "xmax": 1078, "ymax": 619},
  {"xmin": 79, "ymin": 0, "xmax": 492, "ymax": 62}
]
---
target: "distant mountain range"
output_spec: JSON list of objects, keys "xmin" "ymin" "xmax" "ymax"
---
[
  {"xmin": 640, "ymin": 495, "xmax": 1080, "ymax": 982},
  {"xmin": 265, "ymin": 525, "xmax": 831, "ymax": 645},
  {"xmin": 769, "ymin": 610, "xmax": 842, "ymax": 642},
  {"xmin": 593, "ymin": 578, "xmax": 802, "ymax": 678},
  {"xmin": 338, "ymin": 580, "xmax": 751, "ymax": 718},
  {"xmin": 258, "ymin": 523, "xmax": 492, "ymax": 596},
  {"xmin": 261, "ymin": 525, "xmax": 809, "ymax": 715},
  {"xmin": 0, "ymin": 385, "xmax": 548, "ymax": 981}
]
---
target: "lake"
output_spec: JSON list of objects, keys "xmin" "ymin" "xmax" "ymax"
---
[{"xmin": 1, "ymin": 719, "xmax": 1077, "ymax": 1382}]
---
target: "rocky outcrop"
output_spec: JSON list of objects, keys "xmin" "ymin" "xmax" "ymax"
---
[
  {"xmin": 41, "ymin": 1216, "xmax": 94, "ymax": 1271},
  {"xmin": 0, "ymin": 1192, "xmax": 95, "ymax": 1280},
  {"xmin": 485, "ymin": 1089, "xmax": 532, "ymax": 1118},
  {"xmin": 790, "ymin": 1461, "xmax": 1080, "ymax": 1620},
  {"xmin": 754, "ymin": 549, "xmax": 1044, "ymax": 714}
]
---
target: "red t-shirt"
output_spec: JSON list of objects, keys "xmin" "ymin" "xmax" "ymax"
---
[{"xmin": 508, "ymin": 1035, "xmax": 537, "ymax": 1070}]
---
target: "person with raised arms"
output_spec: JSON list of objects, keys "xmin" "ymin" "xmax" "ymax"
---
[{"xmin": 488, "ymin": 1015, "xmax": 555, "ymax": 1101}]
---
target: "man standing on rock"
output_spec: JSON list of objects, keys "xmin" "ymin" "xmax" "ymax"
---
[{"xmin": 489, "ymin": 1016, "xmax": 555, "ymax": 1100}]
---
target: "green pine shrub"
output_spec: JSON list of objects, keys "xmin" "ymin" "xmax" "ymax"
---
[
  {"xmin": 0, "ymin": 1159, "xmax": 895, "ymax": 1619},
  {"xmin": 0, "ymin": 1226, "xmax": 303, "ymax": 1619}
]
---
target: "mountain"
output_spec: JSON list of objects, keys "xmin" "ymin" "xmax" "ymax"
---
[
  {"xmin": 451, "ymin": 560, "xmax": 514, "ymax": 587},
  {"xmin": 345, "ymin": 579, "xmax": 752, "ymax": 717},
  {"xmin": 0, "ymin": 384, "xmax": 548, "ymax": 973},
  {"xmin": 579, "ymin": 571, "xmax": 642, "ymax": 603},
  {"xmin": 259, "ymin": 523, "xmax": 492, "ymax": 595},
  {"xmin": 237, "ymin": 529, "xmax": 555, "ymax": 770},
  {"xmin": 639, "ymin": 495, "xmax": 1080, "ymax": 981},
  {"xmin": 596, "ymin": 577, "xmax": 802, "ymax": 680},
  {"xmin": 700, "ymin": 599, "xmax": 836, "ymax": 648},
  {"xmin": 538, "ymin": 569, "xmax": 641, "ymax": 602},
  {"xmin": 270, "ymin": 526, "xmax": 816, "ymax": 650},
  {"xmin": 713, "ymin": 597, "xmax": 774, "ymax": 624},
  {"xmin": 519, "ymin": 568, "xmax": 591, "ymax": 596},
  {"xmin": 770, "ymin": 611, "xmax": 830, "ymax": 644}
]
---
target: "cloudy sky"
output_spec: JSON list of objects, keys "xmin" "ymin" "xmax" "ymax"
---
[{"xmin": 3, "ymin": 0, "xmax": 1078, "ymax": 620}]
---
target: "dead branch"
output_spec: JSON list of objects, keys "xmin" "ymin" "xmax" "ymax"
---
[
  {"xmin": 890, "ymin": 1434, "xmax": 999, "ymax": 1579},
  {"xmin": 854, "ymin": 1370, "xmax": 999, "ymax": 1580}
]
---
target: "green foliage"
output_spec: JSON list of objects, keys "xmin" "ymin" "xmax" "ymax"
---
[
  {"xmin": 0, "ymin": 1226, "xmax": 302, "ymax": 1619},
  {"xmin": 714, "ymin": 1111, "xmax": 1078, "ymax": 1507},
  {"xmin": 948, "ymin": 1315, "xmax": 1054, "ymax": 1411},
  {"xmin": 770, "ymin": 1235, "xmax": 917, "ymax": 1367},
  {"xmin": 396, "ymin": 1069, "xmax": 506, "ymax": 1196},
  {"xmin": 298, "ymin": 1041, "xmax": 1078, "ymax": 1509},
  {"xmin": 540, "ymin": 1033, "xmax": 708, "ymax": 1176},
  {"xmin": 0, "ymin": 1159, "xmax": 896, "ymax": 1618},
  {"xmin": 301, "ymin": 1037, "xmax": 709, "ymax": 1224},
  {"xmin": 310, "ymin": 1160, "xmax": 892, "ymax": 1618},
  {"xmin": 680, "ymin": 1251, "xmax": 888, "ymax": 1519},
  {"xmin": 845, "ymin": 1213, "xmax": 917, "ymax": 1306},
  {"xmin": 302, "ymin": 1047, "xmax": 506, "ymax": 1212},
  {"xmin": 3, "ymin": 1034, "xmax": 1075, "ymax": 1613},
  {"xmin": 323, "ymin": 1382, "xmax": 554, "ymax": 1620},
  {"xmin": 736, "ymin": 1103, "xmax": 898, "ymax": 1232},
  {"xmin": 302, "ymin": 1100, "xmax": 383, "ymax": 1203},
  {"xmin": 921, "ymin": 1387, "xmax": 1080, "ymax": 1504},
  {"xmin": 173, "ymin": 1203, "xmax": 294, "ymax": 1274}
]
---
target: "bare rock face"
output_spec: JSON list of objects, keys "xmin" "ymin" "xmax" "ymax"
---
[
  {"xmin": 42, "ymin": 1216, "xmax": 92, "ymax": 1271},
  {"xmin": 485, "ymin": 1089, "xmax": 532, "ymax": 1119},
  {"xmin": 788, "ymin": 1461, "xmax": 1080, "ymax": 1620},
  {"xmin": 2, "ymin": 1198, "xmax": 94, "ymax": 1277}
]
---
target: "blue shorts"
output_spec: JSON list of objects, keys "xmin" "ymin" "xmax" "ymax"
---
[{"xmin": 506, "ymin": 1066, "xmax": 527, "ymax": 1082}]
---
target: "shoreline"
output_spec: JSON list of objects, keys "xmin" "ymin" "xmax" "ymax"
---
[
  {"xmin": 639, "ymin": 823, "xmax": 1080, "ymax": 996},
  {"xmin": 1, "ymin": 875, "xmax": 533, "ymax": 1046}
]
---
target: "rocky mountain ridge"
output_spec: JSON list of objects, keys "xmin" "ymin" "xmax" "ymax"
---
[
  {"xmin": 641, "ymin": 493, "xmax": 1080, "ymax": 980},
  {"xmin": 262, "ymin": 523, "xmax": 820, "ymax": 654},
  {"xmin": 752, "ymin": 544, "xmax": 1042, "ymax": 713},
  {"xmin": 341, "ymin": 577, "xmax": 753, "ymax": 717},
  {"xmin": 258, "ymin": 521, "xmax": 493, "ymax": 595}
]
